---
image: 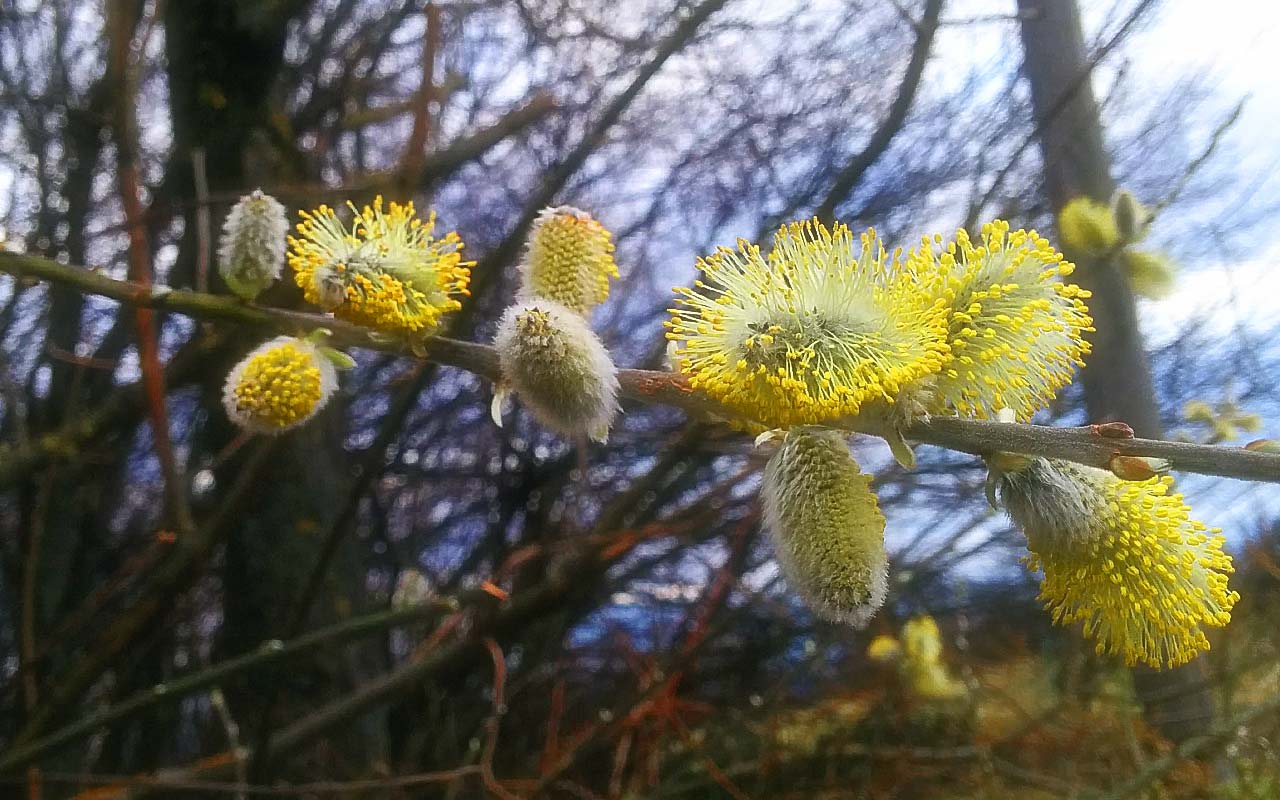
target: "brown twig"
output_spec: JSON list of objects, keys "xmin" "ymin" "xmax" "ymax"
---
[
  {"xmin": 106, "ymin": 0, "xmax": 192, "ymax": 534},
  {"xmin": 396, "ymin": 2, "xmax": 441, "ymax": 192},
  {"xmin": 481, "ymin": 638, "xmax": 522, "ymax": 800},
  {"xmin": 192, "ymin": 148, "xmax": 212, "ymax": 295}
]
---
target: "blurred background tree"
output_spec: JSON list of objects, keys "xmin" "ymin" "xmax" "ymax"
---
[{"xmin": 1, "ymin": 0, "xmax": 1279, "ymax": 797}]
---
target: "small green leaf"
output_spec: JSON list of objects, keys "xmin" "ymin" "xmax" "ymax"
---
[{"xmin": 319, "ymin": 346, "xmax": 356, "ymax": 370}]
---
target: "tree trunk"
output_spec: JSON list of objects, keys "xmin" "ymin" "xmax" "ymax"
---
[{"xmin": 1015, "ymin": 0, "xmax": 1215, "ymax": 744}]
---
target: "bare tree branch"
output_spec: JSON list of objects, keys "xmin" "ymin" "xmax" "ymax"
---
[{"xmin": 812, "ymin": 0, "xmax": 945, "ymax": 225}]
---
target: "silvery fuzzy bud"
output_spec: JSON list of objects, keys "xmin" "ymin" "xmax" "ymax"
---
[
  {"xmin": 1111, "ymin": 189, "xmax": 1151, "ymax": 244},
  {"xmin": 218, "ymin": 190, "xmax": 289, "ymax": 300},
  {"xmin": 492, "ymin": 298, "xmax": 620, "ymax": 443},
  {"xmin": 760, "ymin": 428, "xmax": 889, "ymax": 627},
  {"xmin": 391, "ymin": 569, "xmax": 434, "ymax": 609}
]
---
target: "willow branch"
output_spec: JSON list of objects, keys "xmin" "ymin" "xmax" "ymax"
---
[{"xmin": 2, "ymin": 250, "xmax": 1278, "ymax": 485}]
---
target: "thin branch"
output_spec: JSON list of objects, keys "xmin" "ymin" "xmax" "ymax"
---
[
  {"xmin": 1091, "ymin": 689, "xmax": 1280, "ymax": 800},
  {"xmin": 192, "ymin": 148, "xmax": 212, "ymax": 294},
  {"xmin": 396, "ymin": 2, "xmax": 441, "ymax": 192},
  {"xmin": 1150, "ymin": 98, "xmax": 1247, "ymax": 216},
  {"xmin": 2, "ymin": 250, "xmax": 1278, "ymax": 485},
  {"xmin": 811, "ymin": 0, "xmax": 944, "ymax": 225},
  {"xmin": 0, "ymin": 603, "xmax": 458, "ymax": 773},
  {"xmin": 106, "ymin": 0, "xmax": 192, "ymax": 533},
  {"xmin": 461, "ymin": 0, "xmax": 731, "ymax": 321},
  {"xmin": 480, "ymin": 638, "xmax": 522, "ymax": 800},
  {"xmin": 12, "ymin": 440, "xmax": 277, "ymax": 746},
  {"xmin": 0, "ymin": 330, "xmax": 225, "ymax": 487},
  {"xmin": 0, "ymin": 768, "xmax": 484, "ymax": 796}
]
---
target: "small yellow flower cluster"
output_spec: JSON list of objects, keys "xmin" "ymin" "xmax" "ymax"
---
[
  {"xmin": 288, "ymin": 197, "xmax": 472, "ymax": 335},
  {"xmin": 667, "ymin": 220, "xmax": 950, "ymax": 428},
  {"xmin": 899, "ymin": 615, "xmax": 967, "ymax": 700},
  {"xmin": 222, "ymin": 336, "xmax": 338, "ymax": 434},
  {"xmin": 1059, "ymin": 190, "xmax": 1174, "ymax": 299},
  {"xmin": 1057, "ymin": 196, "xmax": 1119, "ymax": 256},
  {"xmin": 520, "ymin": 206, "xmax": 619, "ymax": 315},
  {"xmin": 992, "ymin": 454, "xmax": 1238, "ymax": 669},
  {"xmin": 910, "ymin": 220, "xmax": 1094, "ymax": 420},
  {"xmin": 1182, "ymin": 397, "xmax": 1262, "ymax": 444},
  {"xmin": 865, "ymin": 616, "xmax": 967, "ymax": 700}
]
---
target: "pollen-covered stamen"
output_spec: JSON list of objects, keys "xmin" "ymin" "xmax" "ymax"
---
[
  {"xmin": 667, "ymin": 220, "xmax": 950, "ymax": 428},
  {"xmin": 911, "ymin": 220, "xmax": 1093, "ymax": 421},
  {"xmin": 761, "ymin": 428, "xmax": 889, "ymax": 627},
  {"xmin": 288, "ymin": 197, "xmax": 472, "ymax": 335},
  {"xmin": 994, "ymin": 456, "xmax": 1238, "ymax": 669},
  {"xmin": 222, "ymin": 336, "xmax": 338, "ymax": 434},
  {"xmin": 520, "ymin": 206, "xmax": 619, "ymax": 315}
]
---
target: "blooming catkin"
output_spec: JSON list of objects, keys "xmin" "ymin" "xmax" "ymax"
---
[
  {"xmin": 667, "ymin": 220, "xmax": 949, "ymax": 429},
  {"xmin": 288, "ymin": 197, "xmax": 472, "ymax": 335},
  {"xmin": 910, "ymin": 220, "xmax": 1093, "ymax": 421},
  {"xmin": 519, "ymin": 206, "xmax": 619, "ymax": 315},
  {"xmin": 990, "ymin": 453, "xmax": 1238, "ymax": 669},
  {"xmin": 222, "ymin": 336, "xmax": 338, "ymax": 434},
  {"xmin": 493, "ymin": 298, "xmax": 620, "ymax": 443},
  {"xmin": 218, "ymin": 190, "xmax": 288, "ymax": 300},
  {"xmin": 1057, "ymin": 196, "xmax": 1119, "ymax": 256},
  {"xmin": 1121, "ymin": 249, "xmax": 1176, "ymax": 299},
  {"xmin": 900, "ymin": 615, "xmax": 967, "ymax": 700},
  {"xmin": 761, "ymin": 428, "xmax": 889, "ymax": 626}
]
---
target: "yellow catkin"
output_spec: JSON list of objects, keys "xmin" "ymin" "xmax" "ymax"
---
[
  {"xmin": 900, "ymin": 615, "xmax": 967, "ymax": 700},
  {"xmin": 288, "ymin": 196, "xmax": 472, "ymax": 335},
  {"xmin": 910, "ymin": 220, "xmax": 1094, "ymax": 421},
  {"xmin": 993, "ymin": 455, "xmax": 1238, "ymax": 669},
  {"xmin": 1057, "ymin": 196, "xmax": 1120, "ymax": 256},
  {"xmin": 520, "ymin": 206, "xmax": 619, "ymax": 315},
  {"xmin": 666, "ymin": 220, "xmax": 950, "ymax": 429},
  {"xmin": 761, "ymin": 428, "xmax": 889, "ymax": 626},
  {"xmin": 222, "ymin": 336, "xmax": 338, "ymax": 433}
]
